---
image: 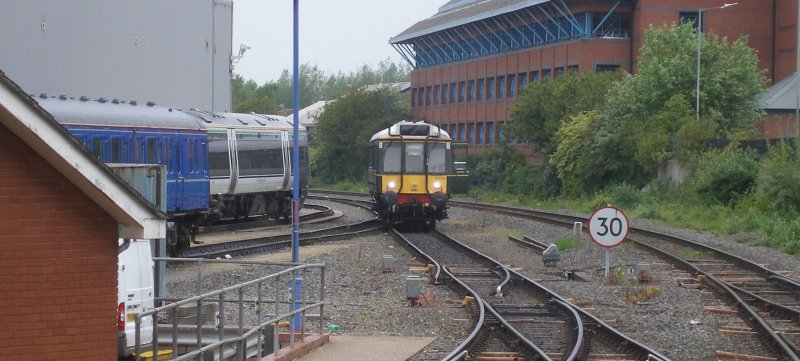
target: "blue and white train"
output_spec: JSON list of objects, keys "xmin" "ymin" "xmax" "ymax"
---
[{"xmin": 35, "ymin": 94, "xmax": 309, "ymax": 253}]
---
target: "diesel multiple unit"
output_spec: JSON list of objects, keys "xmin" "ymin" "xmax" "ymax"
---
[{"xmin": 368, "ymin": 120, "xmax": 466, "ymax": 229}]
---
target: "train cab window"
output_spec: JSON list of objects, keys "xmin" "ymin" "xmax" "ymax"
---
[
  {"xmin": 208, "ymin": 132, "xmax": 230, "ymax": 177},
  {"xmin": 427, "ymin": 143, "xmax": 449, "ymax": 174},
  {"xmin": 111, "ymin": 137, "xmax": 121, "ymax": 163},
  {"xmin": 404, "ymin": 143, "xmax": 425, "ymax": 173},
  {"xmin": 382, "ymin": 142, "xmax": 402, "ymax": 173},
  {"xmin": 92, "ymin": 136, "xmax": 102, "ymax": 159}
]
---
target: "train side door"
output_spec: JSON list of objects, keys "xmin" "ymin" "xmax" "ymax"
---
[
  {"xmin": 280, "ymin": 130, "xmax": 290, "ymax": 191},
  {"xmin": 228, "ymin": 129, "xmax": 239, "ymax": 194},
  {"xmin": 171, "ymin": 138, "xmax": 185, "ymax": 210}
]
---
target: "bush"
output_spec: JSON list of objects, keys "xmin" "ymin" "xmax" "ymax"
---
[
  {"xmin": 590, "ymin": 183, "xmax": 640, "ymax": 210},
  {"xmin": 503, "ymin": 164, "xmax": 561, "ymax": 198},
  {"xmin": 756, "ymin": 142, "xmax": 800, "ymax": 213},
  {"xmin": 687, "ymin": 148, "xmax": 758, "ymax": 205}
]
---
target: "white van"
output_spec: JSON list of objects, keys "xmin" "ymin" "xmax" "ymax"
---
[{"xmin": 117, "ymin": 239, "xmax": 155, "ymax": 358}]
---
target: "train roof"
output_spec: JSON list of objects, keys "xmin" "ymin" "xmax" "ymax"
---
[
  {"xmin": 184, "ymin": 110, "xmax": 302, "ymax": 131},
  {"xmin": 35, "ymin": 94, "xmax": 204, "ymax": 130},
  {"xmin": 370, "ymin": 120, "xmax": 452, "ymax": 141}
]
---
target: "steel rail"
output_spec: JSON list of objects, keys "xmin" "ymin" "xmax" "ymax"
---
[{"xmin": 451, "ymin": 199, "xmax": 795, "ymax": 360}]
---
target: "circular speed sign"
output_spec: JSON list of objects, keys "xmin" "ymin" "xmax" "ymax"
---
[{"xmin": 588, "ymin": 206, "xmax": 629, "ymax": 248}]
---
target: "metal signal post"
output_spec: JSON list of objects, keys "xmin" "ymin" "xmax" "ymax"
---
[{"xmin": 291, "ymin": 0, "xmax": 302, "ymax": 331}]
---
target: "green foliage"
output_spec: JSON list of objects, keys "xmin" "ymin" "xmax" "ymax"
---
[
  {"xmin": 572, "ymin": 22, "xmax": 767, "ymax": 194},
  {"xmin": 233, "ymin": 96, "xmax": 280, "ymax": 114},
  {"xmin": 503, "ymin": 163, "xmax": 561, "ymax": 198},
  {"xmin": 590, "ymin": 183, "xmax": 640, "ymax": 210},
  {"xmin": 550, "ymin": 110, "xmax": 598, "ymax": 195},
  {"xmin": 312, "ymin": 88, "xmax": 410, "ymax": 183},
  {"xmin": 509, "ymin": 71, "xmax": 622, "ymax": 152},
  {"xmin": 231, "ymin": 59, "xmax": 411, "ymax": 112},
  {"xmin": 687, "ymin": 147, "xmax": 758, "ymax": 205},
  {"xmin": 756, "ymin": 141, "xmax": 800, "ymax": 213},
  {"xmin": 467, "ymin": 148, "xmax": 526, "ymax": 188},
  {"xmin": 552, "ymin": 238, "xmax": 576, "ymax": 251}
]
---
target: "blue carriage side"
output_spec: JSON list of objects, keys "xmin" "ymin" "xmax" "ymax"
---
[{"xmin": 36, "ymin": 95, "xmax": 210, "ymax": 216}]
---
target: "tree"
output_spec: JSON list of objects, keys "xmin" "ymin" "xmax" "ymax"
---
[
  {"xmin": 562, "ymin": 22, "xmax": 767, "ymax": 193},
  {"xmin": 233, "ymin": 96, "xmax": 280, "ymax": 114},
  {"xmin": 230, "ymin": 59, "xmax": 412, "ymax": 113},
  {"xmin": 312, "ymin": 88, "xmax": 411, "ymax": 183},
  {"xmin": 509, "ymin": 71, "xmax": 622, "ymax": 153}
]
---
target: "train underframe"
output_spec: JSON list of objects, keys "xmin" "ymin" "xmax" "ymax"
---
[
  {"xmin": 167, "ymin": 191, "xmax": 299, "ymax": 255},
  {"xmin": 374, "ymin": 192, "xmax": 448, "ymax": 230}
]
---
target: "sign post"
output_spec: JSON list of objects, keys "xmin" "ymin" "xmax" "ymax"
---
[{"xmin": 588, "ymin": 206, "xmax": 629, "ymax": 277}]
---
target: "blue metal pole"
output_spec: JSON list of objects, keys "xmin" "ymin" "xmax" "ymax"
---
[{"xmin": 291, "ymin": 0, "xmax": 303, "ymax": 331}]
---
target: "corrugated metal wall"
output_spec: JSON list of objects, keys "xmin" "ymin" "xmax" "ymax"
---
[{"xmin": 0, "ymin": 0, "xmax": 232, "ymax": 112}]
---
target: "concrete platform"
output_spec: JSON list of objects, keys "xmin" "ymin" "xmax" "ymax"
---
[{"xmin": 299, "ymin": 335, "xmax": 436, "ymax": 361}]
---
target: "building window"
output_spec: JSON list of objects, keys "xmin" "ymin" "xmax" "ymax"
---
[
  {"xmin": 531, "ymin": 70, "xmax": 539, "ymax": 83},
  {"xmin": 450, "ymin": 82, "xmax": 457, "ymax": 104},
  {"xmin": 433, "ymin": 85, "xmax": 440, "ymax": 105},
  {"xmin": 467, "ymin": 80, "xmax": 475, "ymax": 102},
  {"xmin": 554, "ymin": 67, "xmax": 565, "ymax": 78},
  {"xmin": 508, "ymin": 74, "xmax": 517, "ymax": 98},
  {"xmin": 596, "ymin": 64, "xmax": 620, "ymax": 73},
  {"xmin": 411, "ymin": 88, "xmax": 417, "ymax": 108},
  {"xmin": 442, "ymin": 83, "xmax": 449, "ymax": 105},
  {"xmin": 487, "ymin": 122, "xmax": 495, "ymax": 144},
  {"xmin": 459, "ymin": 123, "xmax": 466, "ymax": 141},
  {"xmin": 542, "ymin": 69, "xmax": 552, "ymax": 80},
  {"xmin": 417, "ymin": 87, "xmax": 424, "ymax": 106},
  {"xmin": 568, "ymin": 65, "xmax": 579, "ymax": 73},
  {"xmin": 498, "ymin": 121, "xmax": 505, "ymax": 144},
  {"xmin": 425, "ymin": 86, "xmax": 432, "ymax": 106},
  {"xmin": 468, "ymin": 123, "xmax": 475, "ymax": 144},
  {"xmin": 477, "ymin": 122, "xmax": 485, "ymax": 144},
  {"xmin": 487, "ymin": 77, "xmax": 495, "ymax": 99},
  {"xmin": 458, "ymin": 81, "xmax": 466, "ymax": 103},
  {"xmin": 679, "ymin": 11, "xmax": 702, "ymax": 31},
  {"xmin": 519, "ymin": 72, "xmax": 528, "ymax": 89},
  {"xmin": 478, "ymin": 78, "xmax": 485, "ymax": 101},
  {"xmin": 497, "ymin": 75, "xmax": 505, "ymax": 99}
]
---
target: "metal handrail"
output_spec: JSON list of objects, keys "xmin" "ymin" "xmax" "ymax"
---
[{"xmin": 134, "ymin": 258, "xmax": 326, "ymax": 361}]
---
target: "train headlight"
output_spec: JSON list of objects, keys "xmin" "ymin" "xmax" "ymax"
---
[
  {"xmin": 432, "ymin": 181, "xmax": 441, "ymax": 190},
  {"xmin": 387, "ymin": 181, "xmax": 397, "ymax": 191}
]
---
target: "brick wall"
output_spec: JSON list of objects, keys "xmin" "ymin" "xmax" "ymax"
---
[{"xmin": 0, "ymin": 123, "xmax": 119, "ymax": 360}]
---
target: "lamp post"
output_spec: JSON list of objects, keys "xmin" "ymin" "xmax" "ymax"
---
[{"xmin": 696, "ymin": 2, "xmax": 738, "ymax": 120}]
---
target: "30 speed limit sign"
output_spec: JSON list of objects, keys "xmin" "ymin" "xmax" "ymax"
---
[{"xmin": 588, "ymin": 206, "xmax": 629, "ymax": 248}]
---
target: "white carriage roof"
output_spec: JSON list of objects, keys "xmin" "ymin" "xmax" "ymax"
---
[
  {"xmin": 0, "ymin": 70, "xmax": 166, "ymax": 240},
  {"xmin": 185, "ymin": 110, "xmax": 303, "ymax": 131},
  {"xmin": 370, "ymin": 120, "xmax": 452, "ymax": 141},
  {"xmin": 36, "ymin": 94, "xmax": 204, "ymax": 130}
]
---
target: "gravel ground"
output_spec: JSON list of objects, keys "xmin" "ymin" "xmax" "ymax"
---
[{"xmin": 164, "ymin": 199, "xmax": 800, "ymax": 361}]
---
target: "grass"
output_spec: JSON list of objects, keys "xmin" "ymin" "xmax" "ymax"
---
[
  {"xmin": 316, "ymin": 181, "xmax": 800, "ymax": 256},
  {"xmin": 552, "ymin": 238, "xmax": 576, "ymax": 251}
]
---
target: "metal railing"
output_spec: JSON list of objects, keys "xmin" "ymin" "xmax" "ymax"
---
[{"xmin": 135, "ymin": 257, "xmax": 326, "ymax": 361}]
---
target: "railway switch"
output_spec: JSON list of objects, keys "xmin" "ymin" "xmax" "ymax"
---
[{"xmin": 542, "ymin": 244, "xmax": 560, "ymax": 267}]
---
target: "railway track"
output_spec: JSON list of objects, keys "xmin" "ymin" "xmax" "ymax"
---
[
  {"xmin": 392, "ymin": 228, "xmax": 669, "ymax": 361},
  {"xmin": 450, "ymin": 199, "xmax": 800, "ymax": 360},
  {"xmin": 198, "ymin": 203, "xmax": 336, "ymax": 233},
  {"xmin": 180, "ymin": 197, "xmax": 381, "ymax": 259}
]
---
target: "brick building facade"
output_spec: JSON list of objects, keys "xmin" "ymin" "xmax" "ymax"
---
[
  {"xmin": 391, "ymin": 0, "xmax": 800, "ymax": 152},
  {"xmin": 0, "ymin": 71, "xmax": 164, "ymax": 360}
]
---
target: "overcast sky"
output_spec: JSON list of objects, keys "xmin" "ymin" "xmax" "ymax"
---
[{"xmin": 231, "ymin": 0, "xmax": 443, "ymax": 85}]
